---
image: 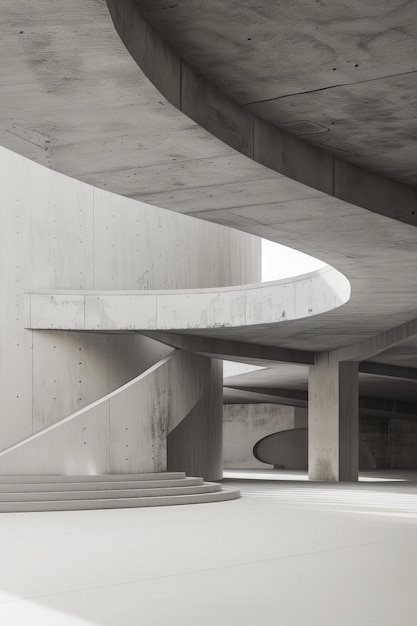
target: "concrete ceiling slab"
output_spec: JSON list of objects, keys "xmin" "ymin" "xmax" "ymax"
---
[
  {"xmin": 1, "ymin": 0, "xmax": 417, "ymax": 396},
  {"xmin": 134, "ymin": 0, "xmax": 417, "ymax": 184}
]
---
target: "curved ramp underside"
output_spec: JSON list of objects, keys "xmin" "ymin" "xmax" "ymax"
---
[{"xmin": 1, "ymin": 1, "xmax": 417, "ymax": 359}]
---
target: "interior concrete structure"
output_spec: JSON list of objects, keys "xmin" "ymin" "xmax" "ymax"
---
[
  {"xmin": 1, "ymin": 0, "xmax": 417, "ymax": 620},
  {"xmin": 2, "ymin": 0, "xmax": 417, "ymax": 483}
]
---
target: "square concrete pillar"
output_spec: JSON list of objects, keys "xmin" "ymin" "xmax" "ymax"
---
[{"xmin": 308, "ymin": 353, "xmax": 358, "ymax": 481}]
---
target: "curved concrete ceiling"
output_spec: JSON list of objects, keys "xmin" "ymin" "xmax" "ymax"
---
[
  {"xmin": 1, "ymin": 0, "xmax": 417, "ymax": 365},
  {"xmin": 130, "ymin": 0, "xmax": 417, "ymax": 186}
]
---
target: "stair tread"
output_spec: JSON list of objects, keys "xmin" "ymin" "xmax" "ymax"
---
[
  {"xmin": 0, "ymin": 489, "xmax": 241, "ymax": 511},
  {"xmin": 0, "ymin": 484, "xmax": 222, "ymax": 501},
  {"xmin": 0, "ymin": 478, "xmax": 203, "ymax": 491},
  {"xmin": 0, "ymin": 472, "xmax": 186, "ymax": 483}
]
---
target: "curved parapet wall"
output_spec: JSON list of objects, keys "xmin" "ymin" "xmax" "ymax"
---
[
  {"xmin": 25, "ymin": 266, "xmax": 350, "ymax": 332},
  {"xmin": 0, "ymin": 350, "xmax": 210, "ymax": 476},
  {"xmin": 254, "ymin": 428, "xmax": 377, "ymax": 471},
  {"xmin": 254, "ymin": 428, "xmax": 308, "ymax": 470}
]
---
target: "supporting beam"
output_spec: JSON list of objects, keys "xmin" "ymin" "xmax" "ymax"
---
[
  {"xmin": 223, "ymin": 386, "xmax": 308, "ymax": 402},
  {"xmin": 337, "ymin": 317, "xmax": 417, "ymax": 362},
  {"xmin": 309, "ymin": 353, "xmax": 358, "ymax": 481},
  {"xmin": 360, "ymin": 361, "xmax": 417, "ymax": 381},
  {"xmin": 144, "ymin": 331, "xmax": 315, "ymax": 365}
]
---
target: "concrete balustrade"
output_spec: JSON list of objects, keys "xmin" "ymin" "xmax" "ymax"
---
[{"xmin": 25, "ymin": 266, "xmax": 350, "ymax": 332}]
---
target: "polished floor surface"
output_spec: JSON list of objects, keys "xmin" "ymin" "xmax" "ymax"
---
[{"xmin": 1, "ymin": 469, "xmax": 416, "ymax": 625}]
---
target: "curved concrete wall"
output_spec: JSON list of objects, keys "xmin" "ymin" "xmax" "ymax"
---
[
  {"xmin": 254, "ymin": 428, "xmax": 308, "ymax": 470},
  {"xmin": 0, "ymin": 147, "xmax": 260, "ymax": 450},
  {"xmin": 0, "ymin": 351, "xmax": 213, "ymax": 476},
  {"xmin": 254, "ymin": 428, "xmax": 377, "ymax": 471},
  {"xmin": 168, "ymin": 359, "xmax": 223, "ymax": 481},
  {"xmin": 25, "ymin": 266, "xmax": 350, "ymax": 331}
]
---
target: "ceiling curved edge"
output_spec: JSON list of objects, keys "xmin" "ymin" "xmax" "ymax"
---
[
  {"xmin": 1, "ymin": 1, "xmax": 417, "ymax": 354},
  {"xmin": 105, "ymin": 0, "xmax": 417, "ymax": 230}
]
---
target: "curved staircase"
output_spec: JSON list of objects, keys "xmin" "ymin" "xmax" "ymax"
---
[{"xmin": 0, "ymin": 473, "xmax": 240, "ymax": 512}]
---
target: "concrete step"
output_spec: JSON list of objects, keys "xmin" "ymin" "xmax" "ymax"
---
[
  {"xmin": 0, "ymin": 473, "xmax": 240, "ymax": 511},
  {"xmin": 0, "ymin": 477, "xmax": 204, "ymax": 492},
  {"xmin": 0, "ymin": 483, "xmax": 221, "ymax": 502},
  {"xmin": 0, "ymin": 488, "xmax": 241, "ymax": 512},
  {"xmin": 0, "ymin": 472, "xmax": 186, "ymax": 484}
]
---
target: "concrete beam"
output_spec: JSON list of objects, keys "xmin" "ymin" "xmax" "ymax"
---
[
  {"xmin": 141, "ymin": 332, "xmax": 315, "ymax": 366},
  {"xmin": 336, "ymin": 316, "xmax": 417, "ymax": 362},
  {"xmin": 223, "ymin": 386, "xmax": 308, "ymax": 408},
  {"xmin": 224, "ymin": 386, "xmax": 308, "ymax": 402},
  {"xmin": 359, "ymin": 361, "xmax": 417, "ymax": 381}
]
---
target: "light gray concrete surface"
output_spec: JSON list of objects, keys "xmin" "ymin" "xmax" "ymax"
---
[
  {"xmin": 309, "ymin": 355, "xmax": 359, "ymax": 481},
  {"xmin": 0, "ymin": 146, "xmax": 259, "ymax": 451},
  {"xmin": 1, "ymin": 471, "xmax": 417, "ymax": 624},
  {"xmin": 0, "ymin": 351, "xmax": 219, "ymax": 479},
  {"xmin": 2, "ymin": 1, "xmax": 417, "ymax": 366},
  {"xmin": 168, "ymin": 359, "xmax": 224, "ymax": 481},
  {"xmin": 132, "ymin": 0, "xmax": 417, "ymax": 185},
  {"xmin": 0, "ymin": 473, "xmax": 240, "ymax": 512},
  {"xmin": 3, "ymin": 1, "xmax": 417, "ymax": 484},
  {"xmin": 223, "ymin": 404, "xmax": 295, "ymax": 469},
  {"xmin": 25, "ymin": 265, "xmax": 350, "ymax": 332}
]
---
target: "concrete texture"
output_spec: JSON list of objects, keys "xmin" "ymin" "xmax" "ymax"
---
[
  {"xmin": 132, "ymin": 1, "xmax": 417, "ymax": 185},
  {"xmin": 1, "ymin": 471, "xmax": 417, "ymax": 624},
  {"xmin": 254, "ymin": 428, "xmax": 308, "ymax": 470},
  {"xmin": 253, "ymin": 428, "xmax": 376, "ymax": 471},
  {"xmin": 0, "ymin": 351, "xmax": 219, "ymax": 479},
  {"xmin": 25, "ymin": 264, "xmax": 350, "ymax": 332},
  {"xmin": 223, "ymin": 404, "xmax": 294, "ymax": 469},
  {"xmin": 168, "ymin": 359, "xmax": 223, "ymax": 481},
  {"xmin": 2, "ymin": 1, "xmax": 417, "ymax": 483},
  {"xmin": 0, "ymin": 474, "xmax": 240, "ymax": 512},
  {"xmin": 0, "ymin": 146, "xmax": 258, "ymax": 454},
  {"xmin": 309, "ymin": 355, "xmax": 359, "ymax": 481},
  {"xmin": 1, "ymin": 1, "xmax": 417, "ymax": 368}
]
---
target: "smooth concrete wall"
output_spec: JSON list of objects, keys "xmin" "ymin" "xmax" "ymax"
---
[
  {"xmin": 360, "ymin": 416, "xmax": 417, "ymax": 470},
  {"xmin": 0, "ymin": 146, "xmax": 260, "ymax": 450},
  {"xmin": 254, "ymin": 428, "xmax": 308, "ymax": 470},
  {"xmin": 232, "ymin": 414, "xmax": 417, "ymax": 471},
  {"xmin": 223, "ymin": 404, "xmax": 295, "ymax": 469},
  {"xmin": 168, "ymin": 359, "xmax": 223, "ymax": 481},
  {"xmin": 390, "ymin": 419, "xmax": 417, "ymax": 469},
  {"xmin": 0, "ymin": 351, "xmax": 210, "ymax": 475}
]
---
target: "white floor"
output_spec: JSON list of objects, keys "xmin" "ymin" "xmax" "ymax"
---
[{"xmin": 1, "ymin": 469, "xmax": 417, "ymax": 625}]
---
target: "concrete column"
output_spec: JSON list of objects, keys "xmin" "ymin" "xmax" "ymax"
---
[
  {"xmin": 308, "ymin": 353, "xmax": 358, "ymax": 481},
  {"xmin": 167, "ymin": 358, "xmax": 223, "ymax": 481}
]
